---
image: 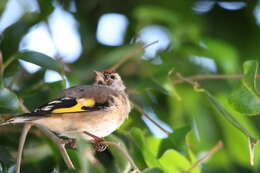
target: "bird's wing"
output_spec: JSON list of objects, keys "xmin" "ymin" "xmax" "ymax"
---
[
  {"xmin": 30, "ymin": 86, "xmax": 117, "ymax": 116},
  {"xmin": 0, "ymin": 86, "xmax": 120, "ymax": 127},
  {"xmin": 0, "ymin": 86, "xmax": 124, "ymax": 126}
]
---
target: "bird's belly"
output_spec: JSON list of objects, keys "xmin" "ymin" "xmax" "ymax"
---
[
  {"xmin": 34, "ymin": 110, "xmax": 127, "ymax": 140},
  {"xmin": 82, "ymin": 117, "xmax": 123, "ymax": 140}
]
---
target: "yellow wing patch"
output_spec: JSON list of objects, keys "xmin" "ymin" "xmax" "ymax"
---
[
  {"xmin": 52, "ymin": 98, "xmax": 95, "ymax": 113},
  {"xmin": 78, "ymin": 98, "xmax": 95, "ymax": 107}
]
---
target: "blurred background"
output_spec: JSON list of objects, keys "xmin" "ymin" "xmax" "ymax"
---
[{"xmin": 1, "ymin": 0, "xmax": 260, "ymax": 173}]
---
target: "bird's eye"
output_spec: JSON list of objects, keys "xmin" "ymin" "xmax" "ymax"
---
[{"xmin": 110, "ymin": 75, "xmax": 115, "ymax": 79}]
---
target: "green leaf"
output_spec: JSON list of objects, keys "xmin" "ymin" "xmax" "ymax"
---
[
  {"xmin": 186, "ymin": 148, "xmax": 201, "ymax": 173},
  {"xmin": 229, "ymin": 60, "xmax": 260, "ymax": 115},
  {"xmin": 159, "ymin": 149, "xmax": 191, "ymax": 173},
  {"xmin": 63, "ymin": 169, "xmax": 80, "ymax": 173},
  {"xmin": 142, "ymin": 167, "xmax": 164, "ymax": 173},
  {"xmin": 126, "ymin": 130, "xmax": 147, "ymax": 170},
  {"xmin": 144, "ymin": 78, "xmax": 169, "ymax": 96},
  {"xmin": 16, "ymin": 51, "xmax": 62, "ymax": 71},
  {"xmin": 152, "ymin": 70, "xmax": 182, "ymax": 101},
  {"xmin": 63, "ymin": 170, "xmax": 79, "ymax": 173},
  {"xmin": 242, "ymin": 61, "xmax": 260, "ymax": 96},
  {"xmin": 185, "ymin": 132, "xmax": 201, "ymax": 173},
  {"xmin": 229, "ymin": 87, "xmax": 260, "ymax": 115},
  {"xmin": 216, "ymin": 96, "xmax": 257, "ymax": 165},
  {"xmin": 163, "ymin": 79, "xmax": 182, "ymax": 101},
  {"xmin": 37, "ymin": 0, "xmax": 55, "ymax": 20},
  {"xmin": 203, "ymin": 39, "xmax": 239, "ymax": 74},
  {"xmin": 106, "ymin": 135, "xmax": 131, "ymax": 173},
  {"xmin": 76, "ymin": 138, "xmax": 92, "ymax": 173},
  {"xmin": 129, "ymin": 128, "xmax": 161, "ymax": 167},
  {"xmin": 134, "ymin": 6, "xmax": 178, "ymax": 27},
  {"xmin": 0, "ymin": 87, "xmax": 20, "ymax": 113},
  {"xmin": 145, "ymin": 137, "xmax": 162, "ymax": 159},
  {"xmin": 158, "ymin": 126, "xmax": 191, "ymax": 157},
  {"xmin": 0, "ymin": 145, "xmax": 13, "ymax": 172},
  {"xmin": 204, "ymin": 90, "xmax": 258, "ymax": 143},
  {"xmin": 0, "ymin": 0, "xmax": 8, "ymax": 16},
  {"xmin": 76, "ymin": 137, "xmax": 104, "ymax": 173},
  {"xmin": 1, "ymin": 13, "xmax": 39, "ymax": 59},
  {"xmin": 202, "ymin": 89, "xmax": 259, "ymax": 165}
]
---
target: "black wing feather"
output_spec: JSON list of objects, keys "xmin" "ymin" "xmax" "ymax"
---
[{"xmin": 31, "ymin": 97, "xmax": 109, "ymax": 116}]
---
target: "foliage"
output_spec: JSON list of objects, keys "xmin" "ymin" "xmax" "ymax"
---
[{"xmin": 1, "ymin": 0, "xmax": 260, "ymax": 173}]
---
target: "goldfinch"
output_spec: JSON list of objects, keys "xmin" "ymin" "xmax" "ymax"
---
[{"xmin": 0, "ymin": 69, "xmax": 131, "ymax": 142}]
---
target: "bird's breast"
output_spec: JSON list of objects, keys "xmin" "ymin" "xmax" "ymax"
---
[{"xmin": 34, "ymin": 104, "xmax": 129, "ymax": 140}]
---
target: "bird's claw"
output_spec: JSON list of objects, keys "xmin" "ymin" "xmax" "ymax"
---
[
  {"xmin": 94, "ymin": 142, "xmax": 108, "ymax": 152},
  {"xmin": 83, "ymin": 131, "xmax": 107, "ymax": 152}
]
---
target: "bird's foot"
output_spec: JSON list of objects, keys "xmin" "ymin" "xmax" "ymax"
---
[
  {"xmin": 94, "ymin": 142, "xmax": 107, "ymax": 152},
  {"xmin": 83, "ymin": 131, "xmax": 108, "ymax": 152},
  {"xmin": 60, "ymin": 138, "xmax": 77, "ymax": 149}
]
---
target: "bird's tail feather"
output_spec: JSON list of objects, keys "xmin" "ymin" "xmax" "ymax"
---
[{"xmin": 0, "ymin": 114, "xmax": 37, "ymax": 126}]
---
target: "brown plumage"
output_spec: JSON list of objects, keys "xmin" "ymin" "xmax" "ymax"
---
[{"xmin": 0, "ymin": 70, "xmax": 131, "ymax": 141}]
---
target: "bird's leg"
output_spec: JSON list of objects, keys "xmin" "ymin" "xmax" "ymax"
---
[
  {"xmin": 55, "ymin": 135, "xmax": 77, "ymax": 149},
  {"xmin": 83, "ymin": 132, "xmax": 140, "ymax": 172},
  {"xmin": 60, "ymin": 138, "xmax": 77, "ymax": 149},
  {"xmin": 83, "ymin": 131, "xmax": 108, "ymax": 152},
  {"xmin": 83, "ymin": 131, "xmax": 103, "ymax": 142}
]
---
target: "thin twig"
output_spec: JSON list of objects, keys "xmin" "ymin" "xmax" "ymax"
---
[
  {"xmin": 17, "ymin": 98, "xmax": 75, "ymax": 169},
  {"xmin": 186, "ymin": 141, "xmax": 223, "ymax": 173},
  {"xmin": 173, "ymin": 74, "xmax": 260, "ymax": 85},
  {"xmin": 175, "ymin": 73, "xmax": 200, "ymax": 88},
  {"xmin": 18, "ymin": 98, "xmax": 30, "ymax": 113},
  {"xmin": 111, "ymin": 41, "xmax": 159, "ymax": 70},
  {"xmin": 16, "ymin": 123, "xmax": 32, "ymax": 173},
  {"xmin": 0, "ymin": 51, "xmax": 3, "ymax": 81},
  {"xmin": 83, "ymin": 131, "xmax": 139, "ymax": 171},
  {"xmin": 2, "ymin": 56, "xmax": 15, "ymax": 70},
  {"xmin": 175, "ymin": 73, "xmax": 259, "ymax": 143},
  {"xmin": 15, "ymin": 99, "xmax": 31, "ymax": 173},
  {"xmin": 101, "ymin": 141, "xmax": 141, "ymax": 173},
  {"xmin": 35, "ymin": 125, "xmax": 75, "ymax": 169},
  {"xmin": 131, "ymin": 101, "xmax": 171, "ymax": 135}
]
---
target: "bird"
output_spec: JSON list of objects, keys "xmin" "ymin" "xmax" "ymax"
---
[{"xmin": 0, "ymin": 69, "xmax": 131, "ymax": 150}]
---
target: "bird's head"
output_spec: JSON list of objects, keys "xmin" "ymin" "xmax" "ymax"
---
[{"xmin": 94, "ymin": 69, "xmax": 126, "ymax": 91}]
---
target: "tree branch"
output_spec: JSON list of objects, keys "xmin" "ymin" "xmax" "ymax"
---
[
  {"xmin": 101, "ymin": 141, "xmax": 141, "ymax": 173},
  {"xmin": 15, "ymin": 123, "xmax": 32, "ymax": 173},
  {"xmin": 172, "ymin": 74, "xmax": 260, "ymax": 85},
  {"xmin": 186, "ymin": 141, "xmax": 223, "ymax": 173},
  {"xmin": 111, "ymin": 41, "xmax": 159, "ymax": 70},
  {"xmin": 0, "ymin": 51, "xmax": 3, "ymax": 82},
  {"xmin": 17, "ymin": 98, "xmax": 75, "ymax": 170},
  {"xmin": 175, "ymin": 72, "xmax": 200, "ymax": 88},
  {"xmin": 131, "ymin": 101, "xmax": 171, "ymax": 135},
  {"xmin": 35, "ymin": 125, "xmax": 75, "ymax": 169}
]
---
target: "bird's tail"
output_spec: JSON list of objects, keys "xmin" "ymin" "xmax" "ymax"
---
[{"xmin": 0, "ymin": 113, "xmax": 37, "ymax": 126}]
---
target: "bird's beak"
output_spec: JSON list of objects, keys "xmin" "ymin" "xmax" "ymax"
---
[{"xmin": 94, "ymin": 71, "xmax": 104, "ymax": 80}]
